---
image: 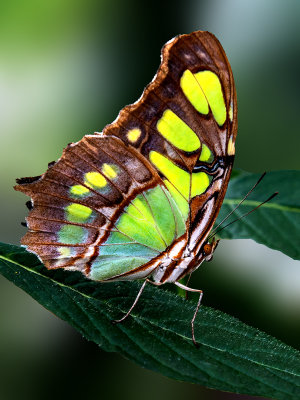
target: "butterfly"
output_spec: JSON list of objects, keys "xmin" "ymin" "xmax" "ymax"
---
[{"xmin": 15, "ymin": 30, "xmax": 237, "ymax": 346}]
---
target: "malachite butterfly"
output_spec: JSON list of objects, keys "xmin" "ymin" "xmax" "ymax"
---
[{"xmin": 15, "ymin": 31, "xmax": 237, "ymax": 345}]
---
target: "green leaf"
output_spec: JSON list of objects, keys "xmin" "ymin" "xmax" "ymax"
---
[
  {"xmin": 217, "ymin": 170, "xmax": 300, "ymax": 260},
  {"xmin": 0, "ymin": 242, "xmax": 299, "ymax": 399}
]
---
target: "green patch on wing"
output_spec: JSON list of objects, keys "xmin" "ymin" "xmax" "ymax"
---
[
  {"xmin": 58, "ymin": 225, "xmax": 87, "ymax": 244},
  {"xmin": 89, "ymin": 185, "xmax": 186, "ymax": 281},
  {"xmin": 143, "ymin": 185, "xmax": 185, "ymax": 244},
  {"xmin": 150, "ymin": 151, "xmax": 211, "ymax": 220},
  {"xmin": 89, "ymin": 231, "xmax": 157, "ymax": 280}
]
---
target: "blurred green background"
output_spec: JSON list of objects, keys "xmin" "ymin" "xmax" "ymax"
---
[{"xmin": 0, "ymin": 1, "xmax": 299, "ymax": 399}]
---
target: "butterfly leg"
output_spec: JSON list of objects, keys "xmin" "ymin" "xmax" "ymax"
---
[
  {"xmin": 112, "ymin": 280, "xmax": 147, "ymax": 324},
  {"xmin": 184, "ymin": 274, "xmax": 192, "ymax": 299},
  {"xmin": 175, "ymin": 281, "xmax": 203, "ymax": 348}
]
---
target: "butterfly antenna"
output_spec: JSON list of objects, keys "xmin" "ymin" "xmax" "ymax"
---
[
  {"xmin": 208, "ymin": 172, "xmax": 267, "ymax": 239},
  {"xmin": 210, "ymin": 191, "xmax": 278, "ymax": 239}
]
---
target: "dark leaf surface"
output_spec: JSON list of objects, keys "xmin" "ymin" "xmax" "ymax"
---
[
  {"xmin": 217, "ymin": 170, "xmax": 300, "ymax": 260},
  {"xmin": 0, "ymin": 242, "xmax": 299, "ymax": 399}
]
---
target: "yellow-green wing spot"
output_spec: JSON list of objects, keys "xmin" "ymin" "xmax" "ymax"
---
[
  {"xmin": 70, "ymin": 168, "xmax": 115, "ymax": 199},
  {"xmin": 65, "ymin": 203, "xmax": 94, "ymax": 223},
  {"xmin": 102, "ymin": 163, "xmax": 119, "ymax": 179},
  {"xmin": 191, "ymin": 172, "xmax": 210, "ymax": 198},
  {"xmin": 194, "ymin": 70, "xmax": 226, "ymax": 126},
  {"xmin": 150, "ymin": 151, "xmax": 210, "ymax": 199},
  {"xmin": 127, "ymin": 128, "xmax": 141, "ymax": 143},
  {"xmin": 58, "ymin": 224, "xmax": 87, "ymax": 244},
  {"xmin": 70, "ymin": 184, "xmax": 90, "ymax": 197},
  {"xmin": 180, "ymin": 69, "xmax": 209, "ymax": 115},
  {"xmin": 199, "ymin": 144, "xmax": 214, "ymax": 163},
  {"xmin": 84, "ymin": 171, "xmax": 107, "ymax": 189},
  {"xmin": 157, "ymin": 109, "xmax": 200, "ymax": 152},
  {"xmin": 58, "ymin": 246, "xmax": 72, "ymax": 258}
]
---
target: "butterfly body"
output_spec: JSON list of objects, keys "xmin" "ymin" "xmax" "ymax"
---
[{"xmin": 15, "ymin": 31, "xmax": 237, "ymax": 293}]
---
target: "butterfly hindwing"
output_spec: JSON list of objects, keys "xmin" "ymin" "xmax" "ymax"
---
[
  {"xmin": 16, "ymin": 134, "xmax": 186, "ymax": 278},
  {"xmin": 15, "ymin": 30, "xmax": 237, "ymax": 282}
]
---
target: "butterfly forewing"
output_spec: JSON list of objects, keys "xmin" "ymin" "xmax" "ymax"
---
[{"xmin": 15, "ymin": 30, "xmax": 237, "ymax": 282}]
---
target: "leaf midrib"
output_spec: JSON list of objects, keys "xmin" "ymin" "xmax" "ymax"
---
[{"xmin": 1, "ymin": 252, "xmax": 299, "ymax": 382}]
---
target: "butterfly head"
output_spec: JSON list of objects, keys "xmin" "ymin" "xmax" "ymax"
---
[{"xmin": 201, "ymin": 237, "xmax": 220, "ymax": 262}]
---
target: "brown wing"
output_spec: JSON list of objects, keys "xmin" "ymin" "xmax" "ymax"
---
[{"xmin": 15, "ymin": 30, "xmax": 237, "ymax": 277}]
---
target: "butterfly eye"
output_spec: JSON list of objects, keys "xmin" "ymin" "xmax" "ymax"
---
[{"xmin": 203, "ymin": 243, "xmax": 213, "ymax": 256}]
